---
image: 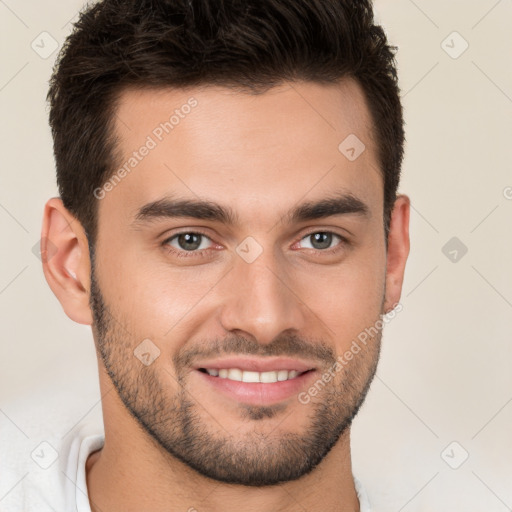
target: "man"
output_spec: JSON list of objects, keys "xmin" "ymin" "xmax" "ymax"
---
[{"xmin": 33, "ymin": 0, "xmax": 409, "ymax": 510}]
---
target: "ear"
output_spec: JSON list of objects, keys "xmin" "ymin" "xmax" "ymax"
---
[
  {"xmin": 41, "ymin": 197, "xmax": 93, "ymax": 325},
  {"xmin": 383, "ymin": 194, "xmax": 410, "ymax": 313}
]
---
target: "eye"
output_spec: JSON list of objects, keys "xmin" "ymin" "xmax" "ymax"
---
[
  {"xmin": 298, "ymin": 232, "xmax": 344, "ymax": 251},
  {"xmin": 164, "ymin": 232, "xmax": 214, "ymax": 252}
]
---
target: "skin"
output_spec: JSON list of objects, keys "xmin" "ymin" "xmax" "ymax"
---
[{"xmin": 42, "ymin": 79, "xmax": 410, "ymax": 512}]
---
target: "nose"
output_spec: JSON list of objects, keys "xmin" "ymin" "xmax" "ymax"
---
[{"xmin": 218, "ymin": 249, "xmax": 307, "ymax": 345}]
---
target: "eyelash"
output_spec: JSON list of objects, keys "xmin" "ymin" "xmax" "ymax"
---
[
  {"xmin": 162, "ymin": 230, "xmax": 214, "ymax": 259},
  {"xmin": 161, "ymin": 230, "xmax": 349, "ymax": 258}
]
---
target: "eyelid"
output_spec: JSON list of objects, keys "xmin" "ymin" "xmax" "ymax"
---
[
  {"xmin": 161, "ymin": 229, "xmax": 220, "ymax": 259},
  {"xmin": 167, "ymin": 232, "xmax": 213, "ymax": 250},
  {"xmin": 161, "ymin": 228, "xmax": 215, "ymax": 244},
  {"xmin": 295, "ymin": 230, "xmax": 348, "ymax": 251},
  {"xmin": 160, "ymin": 228, "xmax": 350, "ymax": 259},
  {"xmin": 298, "ymin": 226, "xmax": 350, "ymax": 242}
]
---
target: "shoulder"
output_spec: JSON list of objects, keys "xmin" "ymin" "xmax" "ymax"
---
[
  {"xmin": 354, "ymin": 475, "xmax": 373, "ymax": 512},
  {"xmin": 0, "ymin": 392, "xmax": 104, "ymax": 512}
]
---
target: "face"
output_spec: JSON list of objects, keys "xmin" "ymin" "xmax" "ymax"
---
[{"xmin": 88, "ymin": 80, "xmax": 395, "ymax": 486}]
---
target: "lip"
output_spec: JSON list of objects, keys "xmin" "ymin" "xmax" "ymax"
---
[
  {"xmin": 192, "ymin": 356, "xmax": 316, "ymax": 373},
  {"xmin": 194, "ymin": 367, "xmax": 317, "ymax": 406}
]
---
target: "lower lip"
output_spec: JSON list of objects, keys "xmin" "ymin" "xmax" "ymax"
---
[{"xmin": 195, "ymin": 370, "xmax": 316, "ymax": 406}]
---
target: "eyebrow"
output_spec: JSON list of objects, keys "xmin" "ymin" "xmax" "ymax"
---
[{"xmin": 131, "ymin": 192, "xmax": 370, "ymax": 228}]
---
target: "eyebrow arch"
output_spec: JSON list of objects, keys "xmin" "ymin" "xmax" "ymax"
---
[
  {"xmin": 131, "ymin": 192, "xmax": 370, "ymax": 228},
  {"xmin": 286, "ymin": 193, "xmax": 370, "ymax": 223},
  {"xmin": 132, "ymin": 197, "xmax": 238, "ymax": 227}
]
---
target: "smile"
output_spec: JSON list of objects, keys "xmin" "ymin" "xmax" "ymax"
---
[{"xmin": 198, "ymin": 368, "xmax": 309, "ymax": 383}]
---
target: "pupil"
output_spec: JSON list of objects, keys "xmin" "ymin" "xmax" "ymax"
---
[
  {"xmin": 311, "ymin": 232, "xmax": 331, "ymax": 250},
  {"xmin": 178, "ymin": 233, "xmax": 201, "ymax": 251}
]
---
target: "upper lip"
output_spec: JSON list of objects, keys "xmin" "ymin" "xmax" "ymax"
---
[{"xmin": 193, "ymin": 356, "xmax": 316, "ymax": 373}]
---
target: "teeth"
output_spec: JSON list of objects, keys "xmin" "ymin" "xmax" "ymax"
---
[
  {"xmin": 260, "ymin": 371, "xmax": 278, "ymax": 383},
  {"xmin": 277, "ymin": 370, "xmax": 289, "ymax": 381},
  {"xmin": 204, "ymin": 368, "xmax": 303, "ymax": 383},
  {"xmin": 241, "ymin": 370, "xmax": 260, "ymax": 383}
]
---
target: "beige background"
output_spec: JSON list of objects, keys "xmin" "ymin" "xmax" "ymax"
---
[{"xmin": 1, "ymin": 0, "xmax": 511, "ymax": 509}]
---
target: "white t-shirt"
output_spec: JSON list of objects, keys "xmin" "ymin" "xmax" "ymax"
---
[{"xmin": 0, "ymin": 421, "xmax": 372, "ymax": 511}]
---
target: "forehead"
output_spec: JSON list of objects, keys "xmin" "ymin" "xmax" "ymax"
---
[{"xmin": 100, "ymin": 80, "xmax": 382, "ymax": 229}]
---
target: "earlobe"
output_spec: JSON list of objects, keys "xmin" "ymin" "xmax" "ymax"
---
[
  {"xmin": 41, "ymin": 197, "xmax": 93, "ymax": 325},
  {"xmin": 383, "ymin": 194, "xmax": 411, "ymax": 313}
]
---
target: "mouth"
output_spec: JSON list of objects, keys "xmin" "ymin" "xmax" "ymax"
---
[
  {"xmin": 197, "ymin": 367, "xmax": 313, "ymax": 383},
  {"xmin": 192, "ymin": 357, "xmax": 318, "ymax": 405}
]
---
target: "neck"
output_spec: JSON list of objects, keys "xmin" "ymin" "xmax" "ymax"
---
[
  {"xmin": 86, "ymin": 433, "xmax": 359, "ymax": 512},
  {"xmin": 86, "ymin": 379, "xmax": 360, "ymax": 512}
]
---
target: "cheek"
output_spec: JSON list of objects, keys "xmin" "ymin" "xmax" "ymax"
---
[
  {"xmin": 293, "ymin": 248, "xmax": 386, "ymax": 345},
  {"xmin": 97, "ymin": 226, "xmax": 386, "ymax": 347},
  {"xmin": 103, "ymin": 251, "xmax": 225, "ymax": 340}
]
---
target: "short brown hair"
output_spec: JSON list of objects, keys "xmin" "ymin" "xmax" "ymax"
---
[{"xmin": 48, "ymin": 0, "xmax": 404, "ymax": 247}]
